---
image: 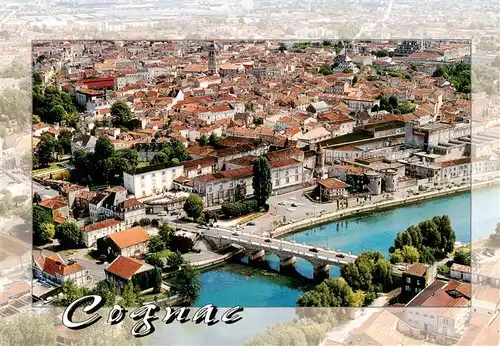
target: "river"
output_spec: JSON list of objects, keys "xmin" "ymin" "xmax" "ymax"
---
[{"xmin": 193, "ymin": 186, "xmax": 500, "ymax": 308}]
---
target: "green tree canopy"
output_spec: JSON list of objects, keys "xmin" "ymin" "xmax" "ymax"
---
[
  {"xmin": 183, "ymin": 194, "xmax": 204, "ymax": 220},
  {"xmin": 111, "ymin": 101, "xmax": 133, "ymax": 128},
  {"xmin": 252, "ymin": 156, "xmax": 272, "ymax": 206},
  {"xmin": 33, "ymin": 205, "xmax": 53, "ymax": 245},
  {"xmin": 55, "ymin": 221, "xmax": 83, "ymax": 249},
  {"xmin": 35, "ymin": 133, "xmax": 58, "ymax": 167},
  {"xmin": 172, "ymin": 265, "xmax": 201, "ymax": 299}
]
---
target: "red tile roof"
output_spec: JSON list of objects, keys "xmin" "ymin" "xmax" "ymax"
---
[
  {"xmin": 81, "ymin": 218, "xmax": 122, "ymax": 232},
  {"xmin": 105, "ymin": 256, "xmax": 144, "ymax": 280},
  {"xmin": 404, "ymin": 263, "xmax": 428, "ymax": 277},
  {"xmin": 318, "ymin": 178, "xmax": 350, "ymax": 190},
  {"xmin": 36, "ymin": 254, "xmax": 85, "ymax": 276},
  {"xmin": 39, "ymin": 196, "xmax": 67, "ymax": 210},
  {"xmin": 439, "ymin": 157, "xmax": 471, "ymax": 168},
  {"xmin": 108, "ymin": 226, "xmax": 149, "ymax": 249}
]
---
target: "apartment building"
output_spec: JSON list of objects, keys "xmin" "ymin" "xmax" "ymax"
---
[
  {"xmin": 193, "ymin": 159, "xmax": 304, "ymax": 206},
  {"xmin": 105, "ymin": 226, "xmax": 149, "ymax": 258},
  {"xmin": 123, "ymin": 163, "xmax": 184, "ymax": 198},
  {"xmin": 33, "ymin": 253, "xmax": 87, "ymax": 286},
  {"xmin": 405, "ymin": 280, "xmax": 471, "ymax": 340},
  {"xmin": 81, "ymin": 218, "xmax": 125, "ymax": 248}
]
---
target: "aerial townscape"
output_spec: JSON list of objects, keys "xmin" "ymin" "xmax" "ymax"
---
[{"xmin": 0, "ymin": 37, "xmax": 500, "ymax": 345}]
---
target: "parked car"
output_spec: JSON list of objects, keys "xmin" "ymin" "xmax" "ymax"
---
[
  {"xmin": 247, "ymin": 221, "xmax": 256, "ymax": 226},
  {"xmin": 291, "ymin": 203, "xmax": 297, "ymax": 207},
  {"xmin": 158, "ymin": 211, "xmax": 168, "ymax": 216},
  {"xmin": 170, "ymin": 211, "xmax": 179, "ymax": 216},
  {"xmin": 309, "ymin": 248, "xmax": 319, "ymax": 253},
  {"xmin": 45, "ymin": 186, "xmax": 51, "ymax": 190},
  {"xmin": 197, "ymin": 224, "xmax": 208, "ymax": 229},
  {"xmin": 278, "ymin": 202, "xmax": 286, "ymax": 206}
]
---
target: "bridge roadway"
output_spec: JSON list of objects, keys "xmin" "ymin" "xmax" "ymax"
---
[
  {"xmin": 199, "ymin": 227, "xmax": 358, "ymax": 278},
  {"xmin": 178, "ymin": 224, "xmax": 404, "ymax": 279}
]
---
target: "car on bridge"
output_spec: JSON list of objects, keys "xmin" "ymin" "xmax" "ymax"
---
[
  {"xmin": 309, "ymin": 248, "xmax": 319, "ymax": 253},
  {"xmin": 264, "ymin": 238, "xmax": 272, "ymax": 243},
  {"xmin": 232, "ymin": 231, "xmax": 240, "ymax": 236},
  {"xmin": 335, "ymin": 254, "xmax": 345, "ymax": 258},
  {"xmin": 246, "ymin": 221, "xmax": 256, "ymax": 226}
]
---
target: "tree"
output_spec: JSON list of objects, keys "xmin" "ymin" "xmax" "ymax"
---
[
  {"xmin": 170, "ymin": 138, "xmax": 189, "ymax": 162},
  {"xmin": 434, "ymin": 215, "xmax": 455, "ymax": 256},
  {"xmin": 318, "ymin": 65, "xmax": 332, "ymax": 75},
  {"xmin": 372, "ymin": 258, "xmax": 393, "ymax": 291},
  {"xmin": 340, "ymin": 263, "xmax": 360, "ymax": 290},
  {"xmin": 159, "ymin": 223, "xmax": 175, "ymax": 244},
  {"xmin": 183, "ymin": 194, "xmax": 204, "ymax": 220},
  {"xmin": 55, "ymin": 221, "xmax": 83, "ymax": 249},
  {"xmin": 57, "ymin": 129, "xmax": 73, "ymax": 154},
  {"xmin": 406, "ymin": 225, "xmax": 422, "ymax": 250},
  {"xmin": 167, "ymin": 251, "xmax": 185, "ymax": 269},
  {"xmin": 56, "ymin": 279, "xmax": 88, "ymax": 306},
  {"xmin": 420, "ymin": 246, "xmax": 436, "ymax": 264},
  {"xmin": 252, "ymin": 156, "xmax": 272, "ymax": 206},
  {"xmin": 401, "ymin": 245, "xmax": 420, "ymax": 264},
  {"xmin": 49, "ymin": 104, "xmax": 66, "ymax": 124},
  {"xmin": 454, "ymin": 248, "xmax": 471, "ymax": 266},
  {"xmin": 145, "ymin": 253, "xmax": 164, "ymax": 268},
  {"xmin": 196, "ymin": 135, "xmax": 209, "ymax": 146},
  {"xmin": 418, "ymin": 219, "xmax": 441, "ymax": 249},
  {"xmin": 33, "ymin": 205, "xmax": 53, "ymax": 245},
  {"xmin": 94, "ymin": 135, "xmax": 115, "ymax": 162},
  {"xmin": 388, "ymin": 95, "xmax": 399, "ymax": 109},
  {"xmin": 401, "ymin": 231, "xmax": 413, "ymax": 247},
  {"xmin": 111, "ymin": 101, "xmax": 133, "ymax": 128},
  {"xmin": 148, "ymin": 235, "xmax": 166, "ymax": 253},
  {"xmin": 90, "ymin": 280, "xmax": 120, "ymax": 307},
  {"xmin": 209, "ymin": 133, "xmax": 220, "ymax": 146},
  {"xmin": 151, "ymin": 151, "xmax": 169, "ymax": 165},
  {"xmin": 40, "ymin": 222, "xmax": 56, "ymax": 241},
  {"xmin": 253, "ymin": 117, "xmax": 264, "ymax": 125},
  {"xmin": 120, "ymin": 281, "xmax": 137, "ymax": 307},
  {"xmin": 35, "ymin": 133, "xmax": 57, "ymax": 167},
  {"xmin": 348, "ymin": 290, "xmax": 365, "ymax": 307},
  {"xmin": 325, "ymin": 278, "xmax": 353, "ymax": 307},
  {"xmin": 390, "ymin": 249, "xmax": 404, "ymax": 264},
  {"xmin": 32, "ymin": 71, "xmax": 43, "ymax": 85},
  {"xmin": 172, "ymin": 265, "xmax": 200, "ymax": 299}
]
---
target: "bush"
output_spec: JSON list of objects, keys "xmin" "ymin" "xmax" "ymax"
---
[
  {"xmin": 221, "ymin": 199, "xmax": 261, "ymax": 218},
  {"xmin": 139, "ymin": 218, "xmax": 151, "ymax": 226},
  {"xmin": 151, "ymin": 218, "xmax": 160, "ymax": 227},
  {"xmin": 263, "ymin": 204, "xmax": 270, "ymax": 212},
  {"xmin": 437, "ymin": 264, "xmax": 450, "ymax": 275},
  {"xmin": 132, "ymin": 221, "xmax": 140, "ymax": 227}
]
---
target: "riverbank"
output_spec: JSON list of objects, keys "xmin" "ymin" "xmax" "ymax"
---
[
  {"xmin": 187, "ymin": 248, "xmax": 243, "ymax": 270},
  {"xmin": 270, "ymin": 179, "xmax": 500, "ymax": 239}
]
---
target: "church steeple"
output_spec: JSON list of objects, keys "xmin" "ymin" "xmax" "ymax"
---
[{"xmin": 207, "ymin": 42, "xmax": 219, "ymax": 76}]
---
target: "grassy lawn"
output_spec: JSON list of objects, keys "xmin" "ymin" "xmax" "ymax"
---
[
  {"xmin": 33, "ymin": 162, "xmax": 60, "ymax": 174},
  {"xmin": 137, "ymin": 162, "xmax": 149, "ymax": 168},
  {"xmin": 156, "ymin": 249, "xmax": 175, "ymax": 258},
  {"xmin": 141, "ymin": 289, "xmax": 170, "ymax": 303}
]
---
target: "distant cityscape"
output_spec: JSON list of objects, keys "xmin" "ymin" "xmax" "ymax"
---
[{"xmin": 0, "ymin": 1, "xmax": 499, "ymax": 345}]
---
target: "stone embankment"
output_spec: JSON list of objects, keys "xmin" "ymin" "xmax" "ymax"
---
[{"xmin": 270, "ymin": 179, "xmax": 500, "ymax": 238}]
